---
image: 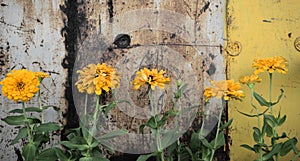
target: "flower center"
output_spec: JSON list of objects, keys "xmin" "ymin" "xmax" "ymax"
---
[
  {"xmin": 17, "ymin": 82, "xmax": 25, "ymax": 90},
  {"xmin": 149, "ymin": 75, "xmax": 154, "ymax": 82}
]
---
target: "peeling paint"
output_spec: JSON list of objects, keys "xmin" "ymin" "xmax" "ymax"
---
[
  {"xmin": 0, "ymin": 0, "xmax": 66, "ymax": 160},
  {"xmin": 227, "ymin": 0, "xmax": 300, "ymax": 160}
]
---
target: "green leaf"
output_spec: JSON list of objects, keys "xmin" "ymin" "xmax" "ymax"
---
[
  {"xmin": 178, "ymin": 105, "xmax": 199, "ymax": 115},
  {"xmin": 35, "ymin": 148, "xmax": 58, "ymax": 161},
  {"xmin": 103, "ymin": 102, "xmax": 116, "ymax": 117},
  {"xmin": 139, "ymin": 124, "xmax": 146, "ymax": 133},
  {"xmin": 157, "ymin": 112, "xmax": 171, "ymax": 128},
  {"xmin": 200, "ymin": 137, "xmax": 213, "ymax": 149},
  {"xmin": 22, "ymin": 143, "xmax": 37, "ymax": 161},
  {"xmin": 253, "ymin": 92, "xmax": 270, "ymax": 107},
  {"xmin": 89, "ymin": 141, "xmax": 100, "ymax": 149},
  {"xmin": 80, "ymin": 156, "xmax": 109, "ymax": 161},
  {"xmin": 161, "ymin": 128, "xmax": 183, "ymax": 149},
  {"xmin": 280, "ymin": 138, "xmax": 297, "ymax": 156},
  {"xmin": 278, "ymin": 115, "xmax": 286, "ymax": 126},
  {"xmin": 253, "ymin": 144, "xmax": 262, "ymax": 153},
  {"xmin": 9, "ymin": 107, "xmax": 42, "ymax": 113},
  {"xmin": 220, "ymin": 118, "xmax": 233, "ymax": 130},
  {"xmin": 174, "ymin": 84, "xmax": 188, "ymax": 99},
  {"xmin": 137, "ymin": 153, "xmax": 156, "ymax": 161},
  {"xmin": 253, "ymin": 127, "xmax": 261, "ymax": 143},
  {"xmin": 201, "ymin": 148, "xmax": 212, "ymax": 161},
  {"xmin": 35, "ymin": 122, "xmax": 60, "ymax": 133},
  {"xmin": 263, "ymin": 123, "xmax": 273, "ymax": 137},
  {"xmin": 190, "ymin": 132, "xmax": 200, "ymax": 152},
  {"xmin": 53, "ymin": 147, "xmax": 70, "ymax": 161},
  {"xmin": 80, "ymin": 157, "xmax": 93, "ymax": 161},
  {"xmin": 264, "ymin": 114, "xmax": 276, "ymax": 127},
  {"xmin": 33, "ymin": 133, "xmax": 50, "ymax": 146},
  {"xmin": 11, "ymin": 127, "xmax": 27, "ymax": 145},
  {"xmin": 97, "ymin": 130, "xmax": 127, "ymax": 141},
  {"xmin": 241, "ymin": 144, "xmax": 256, "ymax": 152},
  {"xmin": 2, "ymin": 115, "xmax": 40, "ymax": 125},
  {"xmin": 185, "ymin": 146, "xmax": 193, "ymax": 157},
  {"xmin": 42, "ymin": 105, "xmax": 59, "ymax": 111},
  {"xmin": 166, "ymin": 142, "xmax": 177, "ymax": 155},
  {"xmin": 100, "ymin": 140, "xmax": 115, "ymax": 153},
  {"xmin": 270, "ymin": 89, "xmax": 284, "ymax": 106},
  {"xmin": 262, "ymin": 143, "xmax": 282, "ymax": 160},
  {"xmin": 237, "ymin": 108, "xmax": 269, "ymax": 117},
  {"xmin": 61, "ymin": 141, "xmax": 89, "ymax": 151},
  {"xmin": 143, "ymin": 116, "xmax": 158, "ymax": 129},
  {"xmin": 81, "ymin": 126, "xmax": 91, "ymax": 142},
  {"xmin": 213, "ymin": 132, "xmax": 225, "ymax": 149}
]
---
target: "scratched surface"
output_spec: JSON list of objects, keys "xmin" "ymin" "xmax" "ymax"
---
[
  {"xmin": 0, "ymin": 0, "xmax": 226, "ymax": 160},
  {"xmin": 0, "ymin": 0, "xmax": 65, "ymax": 160},
  {"xmin": 73, "ymin": 0, "xmax": 226, "ymax": 155}
]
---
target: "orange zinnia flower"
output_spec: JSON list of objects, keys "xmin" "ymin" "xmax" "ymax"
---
[
  {"xmin": 132, "ymin": 68, "xmax": 170, "ymax": 90},
  {"xmin": 204, "ymin": 80, "xmax": 244, "ymax": 102},
  {"xmin": 252, "ymin": 56, "xmax": 288, "ymax": 75}
]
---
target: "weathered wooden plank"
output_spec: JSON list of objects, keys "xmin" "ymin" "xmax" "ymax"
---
[
  {"xmin": 73, "ymin": 0, "xmax": 225, "ymax": 154},
  {"xmin": 0, "ymin": 1, "xmax": 65, "ymax": 160}
]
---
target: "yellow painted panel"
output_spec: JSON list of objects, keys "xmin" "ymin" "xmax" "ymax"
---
[{"xmin": 227, "ymin": 0, "xmax": 300, "ymax": 160}]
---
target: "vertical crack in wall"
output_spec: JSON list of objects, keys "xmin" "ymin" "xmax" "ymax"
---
[
  {"xmin": 60, "ymin": 0, "xmax": 88, "ymax": 139},
  {"xmin": 107, "ymin": 0, "xmax": 114, "ymax": 23}
]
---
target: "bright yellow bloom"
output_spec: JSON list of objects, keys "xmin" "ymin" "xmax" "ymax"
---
[
  {"xmin": 0, "ymin": 69, "xmax": 40, "ymax": 102},
  {"xmin": 75, "ymin": 63, "xmax": 120, "ymax": 95},
  {"xmin": 252, "ymin": 56, "xmax": 288, "ymax": 75},
  {"xmin": 132, "ymin": 68, "xmax": 170, "ymax": 90},
  {"xmin": 204, "ymin": 80, "xmax": 244, "ymax": 102},
  {"xmin": 35, "ymin": 71, "xmax": 50, "ymax": 82},
  {"xmin": 239, "ymin": 74, "xmax": 262, "ymax": 85}
]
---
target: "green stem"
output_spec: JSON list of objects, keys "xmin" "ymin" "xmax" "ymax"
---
[
  {"xmin": 174, "ymin": 97, "xmax": 180, "ymax": 161},
  {"xmin": 37, "ymin": 89, "xmax": 44, "ymax": 123},
  {"xmin": 269, "ymin": 73, "xmax": 273, "ymax": 113},
  {"xmin": 84, "ymin": 93, "xmax": 88, "ymax": 116},
  {"xmin": 86, "ymin": 95, "xmax": 101, "ymax": 157},
  {"xmin": 250, "ymin": 87, "xmax": 263, "ymax": 160},
  {"xmin": 269, "ymin": 73, "xmax": 279, "ymax": 161},
  {"xmin": 149, "ymin": 89, "xmax": 164, "ymax": 161},
  {"xmin": 22, "ymin": 102, "xmax": 33, "ymax": 143},
  {"xmin": 90, "ymin": 95, "xmax": 101, "ymax": 141},
  {"xmin": 209, "ymin": 99, "xmax": 225, "ymax": 161}
]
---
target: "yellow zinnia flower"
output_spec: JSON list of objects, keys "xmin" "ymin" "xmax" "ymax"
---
[
  {"xmin": 239, "ymin": 74, "xmax": 262, "ymax": 85},
  {"xmin": 132, "ymin": 68, "xmax": 170, "ymax": 90},
  {"xmin": 252, "ymin": 56, "xmax": 288, "ymax": 75},
  {"xmin": 0, "ymin": 69, "xmax": 40, "ymax": 102},
  {"xmin": 35, "ymin": 71, "xmax": 50, "ymax": 79},
  {"xmin": 204, "ymin": 80, "xmax": 244, "ymax": 102},
  {"xmin": 35, "ymin": 71, "xmax": 50, "ymax": 82},
  {"xmin": 75, "ymin": 63, "xmax": 120, "ymax": 95}
]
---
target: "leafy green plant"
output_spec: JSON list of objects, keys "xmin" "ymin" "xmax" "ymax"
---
[
  {"xmin": 238, "ymin": 56, "xmax": 300, "ymax": 161},
  {"xmin": 57, "ymin": 63, "xmax": 127, "ymax": 161},
  {"xmin": 0, "ymin": 70, "xmax": 61, "ymax": 161}
]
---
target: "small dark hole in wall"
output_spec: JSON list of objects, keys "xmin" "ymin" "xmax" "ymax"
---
[{"xmin": 113, "ymin": 34, "xmax": 131, "ymax": 48}]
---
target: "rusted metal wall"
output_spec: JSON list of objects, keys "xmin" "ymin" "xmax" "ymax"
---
[
  {"xmin": 0, "ymin": 1, "xmax": 66, "ymax": 160},
  {"xmin": 227, "ymin": 1, "xmax": 300, "ymax": 160},
  {"xmin": 0, "ymin": 0, "xmax": 226, "ymax": 160}
]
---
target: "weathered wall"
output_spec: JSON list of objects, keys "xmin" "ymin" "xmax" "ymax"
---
[
  {"xmin": 227, "ymin": 0, "xmax": 300, "ymax": 160},
  {"xmin": 76, "ymin": 0, "xmax": 226, "ymax": 155},
  {"xmin": 0, "ymin": 0, "xmax": 66, "ymax": 160},
  {"xmin": 0, "ymin": 0, "xmax": 226, "ymax": 160}
]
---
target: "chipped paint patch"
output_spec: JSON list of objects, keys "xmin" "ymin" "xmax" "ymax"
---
[{"xmin": 0, "ymin": 0, "xmax": 66, "ymax": 160}]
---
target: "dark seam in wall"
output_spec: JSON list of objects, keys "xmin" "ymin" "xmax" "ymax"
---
[
  {"xmin": 60, "ymin": 0, "xmax": 80, "ymax": 139},
  {"xmin": 107, "ymin": 0, "xmax": 114, "ymax": 23}
]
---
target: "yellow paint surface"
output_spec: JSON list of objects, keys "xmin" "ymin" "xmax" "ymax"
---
[{"xmin": 227, "ymin": 0, "xmax": 300, "ymax": 160}]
